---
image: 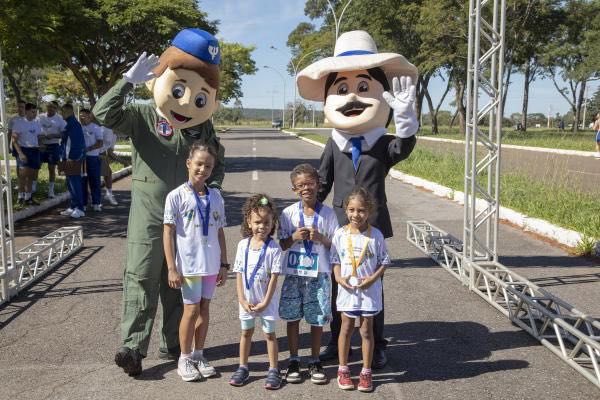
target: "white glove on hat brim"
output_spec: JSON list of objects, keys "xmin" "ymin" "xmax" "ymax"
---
[{"xmin": 123, "ymin": 52, "xmax": 160, "ymax": 84}]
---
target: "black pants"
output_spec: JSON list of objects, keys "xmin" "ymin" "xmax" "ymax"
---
[{"xmin": 328, "ymin": 274, "xmax": 387, "ymax": 351}]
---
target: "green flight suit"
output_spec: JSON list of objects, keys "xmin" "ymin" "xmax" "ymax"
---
[{"xmin": 93, "ymin": 79, "xmax": 225, "ymax": 356}]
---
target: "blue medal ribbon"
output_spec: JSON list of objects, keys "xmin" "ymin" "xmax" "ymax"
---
[
  {"xmin": 244, "ymin": 237, "xmax": 272, "ymax": 290},
  {"xmin": 188, "ymin": 181, "xmax": 211, "ymax": 236},
  {"xmin": 298, "ymin": 201, "xmax": 321, "ymax": 258}
]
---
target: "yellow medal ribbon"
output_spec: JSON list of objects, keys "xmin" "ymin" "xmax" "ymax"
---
[{"xmin": 346, "ymin": 224, "xmax": 371, "ymax": 277}]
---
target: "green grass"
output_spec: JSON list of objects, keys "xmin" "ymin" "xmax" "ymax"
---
[
  {"xmin": 10, "ymin": 160, "xmax": 127, "ymax": 212},
  {"xmin": 417, "ymin": 126, "xmax": 598, "ymax": 152},
  {"xmin": 395, "ymin": 148, "xmax": 600, "ymax": 239},
  {"xmin": 296, "ymin": 131, "xmax": 600, "ymax": 239}
]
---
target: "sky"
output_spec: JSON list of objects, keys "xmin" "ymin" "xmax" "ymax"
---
[{"xmin": 201, "ymin": 0, "xmax": 599, "ymax": 120}]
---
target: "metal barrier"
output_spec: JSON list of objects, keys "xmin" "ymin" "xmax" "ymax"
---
[
  {"xmin": 407, "ymin": 220, "xmax": 600, "ymax": 389},
  {"xmin": 0, "ymin": 226, "xmax": 84, "ymax": 305}
]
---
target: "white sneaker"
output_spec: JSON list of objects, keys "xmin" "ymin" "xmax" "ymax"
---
[
  {"xmin": 70, "ymin": 209, "xmax": 85, "ymax": 218},
  {"xmin": 195, "ymin": 355, "xmax": 217, "ymax": 378},
  {"xmin": 60, "ymin": 208, "xmax": 74, "ymax": 216},
  {"xmin": 105, "ymin": 194, "xmax": 118, "ymax": 205},
  {"xmin": 177, "ymin": 357, "xmax": 201, "ymax": 382},
  {"xmin": 92, "ymin": 204, "xmax": 102, "ymax": 212}
]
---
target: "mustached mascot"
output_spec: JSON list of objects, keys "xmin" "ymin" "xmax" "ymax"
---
[
  {"xmin": 296, "ymin": 30, "xmax": 418, "ymax": 369},
  {"xmin": 93, "ymin": 29, "xmax": 225, "ymax": 376}
]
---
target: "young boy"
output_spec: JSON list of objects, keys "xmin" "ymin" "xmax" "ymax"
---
[
  {"xmin": 278, "ymin": 163, "xmax": 339, "ymax": 384},
  {"xmin": 11, "ymin": 103, "xmax": 43, "ymax": 205}
]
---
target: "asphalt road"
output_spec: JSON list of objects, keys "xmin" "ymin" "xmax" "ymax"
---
[{"xmin": 1, "ymin": 128, "xmax": 598, "ymax": 399}]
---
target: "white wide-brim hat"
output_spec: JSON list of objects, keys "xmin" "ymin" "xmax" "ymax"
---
[{"xmin": 297, "ymin": 30, "xmax": 418, "ymax": 102}]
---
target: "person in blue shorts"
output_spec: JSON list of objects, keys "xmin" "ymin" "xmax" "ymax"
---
[
  {"xmin": 11, "ymin": 103, "xmax": 43, "ymax": 205},
  {"xmin": 39, "ymin": 101, "xmax": 67, "ymax": 198},
  {"xmin": 278, "ymin": 164, "xmax": 339, "ymax": 385}
]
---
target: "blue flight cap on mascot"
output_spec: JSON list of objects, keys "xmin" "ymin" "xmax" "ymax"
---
[{"xmin": 172, "ymin": 28, "xmax": 220, "ymax": 65}]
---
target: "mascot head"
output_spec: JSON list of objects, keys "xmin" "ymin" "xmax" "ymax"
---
[
  {"xmin": 297, "ymin": 30, "xmax": 417, "ymax": 134},
  {"xmin": 146, "ymin": 28, "xmax": 221, "ymax": 129}
]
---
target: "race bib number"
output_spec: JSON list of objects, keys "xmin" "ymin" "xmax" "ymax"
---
[{"xmin": 286, "ymin": 250, "xmax": 318, "ymax": 277}]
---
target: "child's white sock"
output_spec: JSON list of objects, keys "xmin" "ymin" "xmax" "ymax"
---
[
  {"xmin": 338, "ymin": 365, "xmax": 349, "ymax": 372},
  {"xmin": 31, "ymin": 180, "xmax": 37, "ymax": 193},
  {"xmin": 179, "ymin": 352, "xmax": 192, "ymax": 361},
  {"xmin": 106, "ymin": 188, "xmax": 112, "ymax": 196},
  {"xmin": 361, "ymin": 367, "xmax": 371, "ymax": 375},
  {"xmin": 239, "ymin": 364, "xmax": 248, "ymax": 370}
]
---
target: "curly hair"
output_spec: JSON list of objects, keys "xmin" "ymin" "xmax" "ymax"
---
[
  {"xmin": 290, "ymin": 163, "xmax": 320, "ymax": 186},
  {"xmin": 344, "ymin": 186, "xmax": 377, "ymax": 214},
  {"xmin": 240, "ymin": 193, "xmax": 278, "ymax": 238}
]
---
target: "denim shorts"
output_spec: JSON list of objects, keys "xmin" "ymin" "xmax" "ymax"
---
[{"xmin": 279, "ymin": 272, "xmax": 331, "ymax": 326}]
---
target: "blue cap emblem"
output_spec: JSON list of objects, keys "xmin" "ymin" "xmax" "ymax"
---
[{"xmin": 172, "ymin": 28, "xmax": 220, "ymax": 65}]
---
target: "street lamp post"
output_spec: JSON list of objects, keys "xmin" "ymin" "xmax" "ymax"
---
[
  {"xmin": 270, "ymin": 46, "xmax": 320, "ymax": 129},
  {"xmin": 263, "ymin": 65, "xmax": 285, "ymax": 129},
  {"xmin": 326, "ymin": 0, "xmax": 354, "ymax": 40}
]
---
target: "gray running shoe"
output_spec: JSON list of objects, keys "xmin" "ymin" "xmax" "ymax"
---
[{"xmin": 177, "ymin": 357, "xmax": 200, "ymax": 382}]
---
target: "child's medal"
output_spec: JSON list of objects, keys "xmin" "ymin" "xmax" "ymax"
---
[
  {"xmin": 346, "ymin": 224, "xmax": 371, "ymax": 288},
  {"xmin": 298, "ymin": 201, "xmax": 321, "ymax": 270},
  {"xmin": 188, "ymin": 182, "xmax": 210, "ymax": 246}
]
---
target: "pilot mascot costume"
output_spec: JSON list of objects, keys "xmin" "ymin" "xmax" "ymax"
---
[
  {"xmin": 93, "ymin": 28, "xmax": 226, "ymax": 376},
  {"xmin": 296, "ymin": 30, "xmax": 418, "ymax": 369}
]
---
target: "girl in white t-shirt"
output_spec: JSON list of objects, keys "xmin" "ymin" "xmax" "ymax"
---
[
  {"xmin": 163, "ymin": 141, "xmax": 229, "ymax": 382},
  {"xmin": 230, "ymin": 194, "xmax": 283, "ymax": 390},
  {"xmin": 330, "ymin": 187, "xmax": 391, "ymax": 393}
]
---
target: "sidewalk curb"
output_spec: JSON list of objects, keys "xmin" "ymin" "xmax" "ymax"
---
[
  {"xmin": 13, "ymin": 166, "xmax": 132, "ymax": 223},
  {"xmin": 284, "ymin": 129, "xmax": 587, "ymax": 249}
]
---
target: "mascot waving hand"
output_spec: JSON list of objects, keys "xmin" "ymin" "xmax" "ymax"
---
[
  {"xmin": 93, "ymin": 29, "xmax": 225, "ymax": 376},
  {"xmin": 297, "ymin": 30, "xmax": 418, "ymax": 369}
]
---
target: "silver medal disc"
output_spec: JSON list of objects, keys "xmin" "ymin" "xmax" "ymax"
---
[
  {"xmin": 302, "ymin": 256, "xmax": 313, "ymax": 268},
  {"xmin": 349, "ymin": 276, "xmax": 359, "ymax": 287}
]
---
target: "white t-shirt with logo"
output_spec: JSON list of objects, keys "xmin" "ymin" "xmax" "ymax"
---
[
  {"xmin": 278, "ymin": 202, "xmax": 339, "ymax": 275},
  {"xmin": 164, "ymin": 184, "xmax": 227, "ymax": 276},
  {"xmin": 330, "ymin": 225, "xmax": 391, "ymax": 313},
  {"xmin": 38, "ymin": 113, "xmax": 67, "ymax": 145},
  {"xmin": 82, "ymin": 122, "xmax": 104, "ymax": 156},
  {"xmin": 100, "ymin": 127, "xmax": 117, "ymax": 153},
  {"xmin": 12, "ymin": 118, "xmax": 43, "ymax": 147},
  {"xmin": 233, "ymin": 238, "xmax": 282, "ymax": 321}
]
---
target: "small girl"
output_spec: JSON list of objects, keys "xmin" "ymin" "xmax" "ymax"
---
[
  {"xmin": 163, "ymin": 141, "xmax": 229, "ymax": 382},
  {"xmin": 229, "ymin": 194, "xmax": 283, "ymax": 390},
  {"xmin": 330, "ymin": 187, "xmax": 391, "ymax": 392}
]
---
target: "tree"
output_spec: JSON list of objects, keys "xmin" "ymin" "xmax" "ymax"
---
[
  {"xmin": 219, "ymin": 43, "xmax": 257, "ymax": 103},
  {"xmin": 45, "ymin": 67, "xmax": 88, "ymax": 104},
  {"xmin": 509, "ymin": 1, "xmax": 561, "ymax": 131},
  {"xmin": 542, "ymin": 0, "xmax": 600, "ymax": 132},
  {"xmin": 1, "ymin": 0, "xmax": 257, "ymax": 106}
]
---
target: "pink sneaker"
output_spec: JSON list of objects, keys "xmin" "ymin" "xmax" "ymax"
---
[
  {"xmin": 358, "ymin": 371, "xmax": 373, "ymax": 392},
  {"xmin": 337, "ymin": 368, "xmax": 354, "ymax": 390}
]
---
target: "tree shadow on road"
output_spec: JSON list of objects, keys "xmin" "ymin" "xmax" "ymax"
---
[{"xmin": 0, "ymin": 245, "xmax": 103, "ymax": 329}]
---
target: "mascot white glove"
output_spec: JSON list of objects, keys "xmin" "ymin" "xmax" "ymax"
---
[
  {"xmin": 123, "ymin": 52, "xmax": 160, "ymax": 84},
  {"xmin": 382, "ymin": 76, "xmax": 418, "ymax": 138}
]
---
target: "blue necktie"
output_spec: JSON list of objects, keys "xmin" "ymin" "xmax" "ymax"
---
[{"xmin": 350, "ymin": 136, "xmax": 364, "ymax": 171}]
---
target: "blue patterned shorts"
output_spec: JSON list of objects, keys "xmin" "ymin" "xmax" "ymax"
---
[{"xmin": 279, "ymin": 272, "xmax": 331, "ymax": 326}]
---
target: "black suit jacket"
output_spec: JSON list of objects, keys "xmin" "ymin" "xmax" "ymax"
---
[{"xmin": 318, "ymin": 134, "xmax": 417, "ymax": 238}]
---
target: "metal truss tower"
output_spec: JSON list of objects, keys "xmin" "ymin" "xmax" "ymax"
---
[
  {"xmin": 0, "ymin": 47, "xmax": 17, "ymax": 304},
  {"xmin": 464, "ymin": 0, "xmax": 505, "ymax": 262}
]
